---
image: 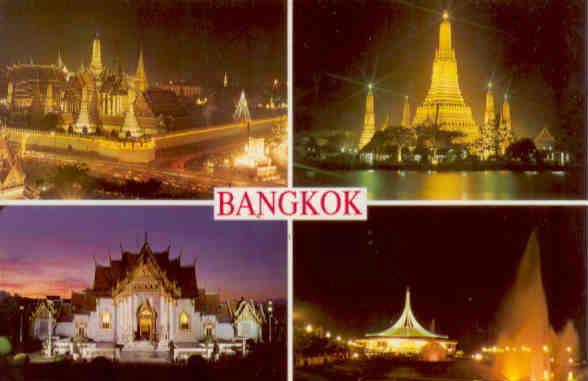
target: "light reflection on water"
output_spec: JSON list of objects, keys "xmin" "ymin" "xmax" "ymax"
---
[{"xmin": 295, "ymin": 169, "xmax": 584, "ymax": 200}]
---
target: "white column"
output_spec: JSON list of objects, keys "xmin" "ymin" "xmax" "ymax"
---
[
  {"xmin": 169, "ymin": 299, "xmax": 174, "ymax": 340},
  {"xmin": 159, "ymin": 296, "xmax": 163, "ymax": 340},
  {"xmin": 124, "ymin": 297, "xmax": 128, "ymax": 341},
  {"xmin": 132, "ymin": 295, "xmax": 136, "ymax": 337},
  {"xmin": 113, "ymin": 300, "xmax": 117, "ymax": 344}
]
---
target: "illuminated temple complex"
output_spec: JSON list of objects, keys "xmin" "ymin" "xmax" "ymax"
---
[
  {"xmin": 356, "ymin": 289, "xmax": 457, "ymax": 360},
  {"xmin": 411, "ymin": 11, "xmax": 479, "ymax": 151},
  {"xmin": 3, "ymin": 34, "xmax": 198, "ymax": 139},
  {"xmin": 30, "ymin": 237, "xmax": 267, "ymax": 361}
]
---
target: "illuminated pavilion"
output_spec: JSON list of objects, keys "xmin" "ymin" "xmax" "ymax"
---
[
  {"xmin": 412, "ymin": 11, "xmax": 480, "ymax": 152},
  {"xmin": 356, "ymin": 288, "xmax": 457, "ymax": 359}
]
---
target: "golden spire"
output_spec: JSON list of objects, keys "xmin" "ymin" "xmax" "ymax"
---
[
  {"xmin": 120, "ymin": 88, "xmax": 143, "ymax": 139},
  {"xmin": 412, "ymin": 10, "xmax": 479, "ymax": 152},
  {"xmin": 439, "ymin": 11, "xmax": 452, "ymax": 54},
  {"xmin": 497, "ymin": 93, "xmax": 513, "ymax": 155},
  {"xmin": 57, "ymin": 49, "xmax": 64, "ymax": 69},
  {"xmin": 135, "ymin": 47, "xmax": 148, "ymax": 93},
  {"xmin": 401, "ymin": 95, "xmax": 411, "ymax": 128},
  {"xmin": 90, "ymin": 34, "xmax": 103, "ymax": 77},
  {"xmin": 75, "ymin": 85, "xmax": 95, "ymax": 134},
  {"xmin": 484, "ymin": 82, "xmax": 495, "ymax": 126},
  {"xmin": 358, "ymin": 84, "xmax": 376, "ymax": 150},
  {"xmin": 481, "ymin": 82, "xmax": 496, "ymax": 159}
]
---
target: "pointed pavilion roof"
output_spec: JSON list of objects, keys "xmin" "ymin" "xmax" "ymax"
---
[{"xmin": 366, "ymin": 288, "xmax": 447, "ymax": 339}]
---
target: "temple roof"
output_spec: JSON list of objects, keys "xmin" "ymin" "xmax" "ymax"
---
[
  {"xmin": 139, "ymin": 88, "xmax": 188, "ymax": 117},
  {"xmin": 92, "ymin": 237, "xmax": 198, "ymax": 298},
  {"xmin": 100, "ymin": 71, "xmax": 129, "ymax": 95},
  {"xmin": 5, "ymin": 64, "xmax": 66, "ymax": 83},
  {"xmin": 366, "ymin": 288, "xmax": 447, "ymax": 339},
  {"xmin": 535, "ymin": 127, "xmax": 555, "ymax": 145}
]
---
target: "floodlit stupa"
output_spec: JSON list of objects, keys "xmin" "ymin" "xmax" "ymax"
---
[
  {"xmin": 497, "ymin": 94, "xmax": 514, "ymax": 155},
  {"xmin": 356, "ymin": 288, "xmax": 457, "ymax": 360},
  {"xmin": 412, "ymin": 11, "xmax": 479, "ymax": 150},
  {"xmin": 358, "ymin": 84, "xmax": 376, "ymax": 150},
  {"xmin": 119, "ymin": 89, "xmax": 143, "ymax": 138}
]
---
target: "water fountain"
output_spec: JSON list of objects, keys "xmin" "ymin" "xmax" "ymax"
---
[{"xmin": 492, "ymin": 231, "xmax": 579, "ymax": 381}]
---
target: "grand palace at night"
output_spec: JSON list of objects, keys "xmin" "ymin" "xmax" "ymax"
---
[
  {"xmin": 2, "ymin": 34, "xmax": 204, "ymax": 138},
  {"xmin": 29, "ymin": 237, "xmax": 267, "ymax": 361}
]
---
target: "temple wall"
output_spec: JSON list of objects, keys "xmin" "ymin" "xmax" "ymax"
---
[
  {"xmin": 4, "ymin": 127, "xmax": 155, "ymax": 163},
  {"xmin": 153, "ymin": 115, "xmax": 285, "ymax": 150},
  {"xmin": 55, "ymin": 322, "xmax": 74, "ymax": 337},
  {"xmin": 90, "ymin": 298, "xmax": 115, "ymax": 342},
  {"xmin": 173, "ymin": 299, "xmax": 201, "ymax": 343},
  {"xmin": 216, "ymin": 322, "xmax": 235, "ymax": 341},
  {"xmin": 4, "ymin": 115, "xmax": 284, "ymax": 164},
  {"xmin": 236, "ymin": 320, "xmax": 262, "ymax": 341}
]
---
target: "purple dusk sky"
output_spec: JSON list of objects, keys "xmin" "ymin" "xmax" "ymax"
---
[{"xmin": 0, "ymin": 206, "xmax": 286, "ymax": 301}]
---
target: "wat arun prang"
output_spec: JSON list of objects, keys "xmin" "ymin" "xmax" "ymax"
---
[{"xmin": 359, "ymin": 11, "xmax": 514, "ymax": 157}]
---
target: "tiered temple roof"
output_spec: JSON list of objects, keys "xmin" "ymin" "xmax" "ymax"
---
[
  {"xmin": 93, "ymin": 238, "xmax": 198, "ymax": 298},
  {"xmin": 5, "ymin": 64, "xmax": 67, "ymax": 83}
]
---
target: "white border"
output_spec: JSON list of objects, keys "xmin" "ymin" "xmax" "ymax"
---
[{"xmin": 287, "ymin": 2, "xmax": 294, "ymax": 381}]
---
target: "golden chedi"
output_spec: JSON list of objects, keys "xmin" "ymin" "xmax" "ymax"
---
[{"xmin": 412, "ymin": 11, "xmax": 480, "ymax": 152}]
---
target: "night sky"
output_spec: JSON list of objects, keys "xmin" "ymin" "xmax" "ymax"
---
[
  {"xmin": 0, "ymin": 206, "xmax": 287, "ymax": 301},
  {"xmin": 294, "ymin": 207, "xmax": 586, "ymax": 351},
  {"xmin": 0, "ymin": 0, "xmax": 286, "ymax": 90},
  {"xmin": 295, "ymin": 0, "xmax": 585, "ymax": 148}
]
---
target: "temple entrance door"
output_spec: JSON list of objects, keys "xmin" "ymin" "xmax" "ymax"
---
[{"xmin": 137, "ymin": 301, "xmax": 156, "ymax": 341}]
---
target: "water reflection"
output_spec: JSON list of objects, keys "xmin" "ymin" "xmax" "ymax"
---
[{"xmin": 295, "ymin": 168, "xmax": 584, "ymax": 200}]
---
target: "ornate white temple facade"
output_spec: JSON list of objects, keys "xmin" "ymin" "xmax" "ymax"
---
[{"xmin": 30, "ymin": 238, "xmax": 266, "ymax": 360}]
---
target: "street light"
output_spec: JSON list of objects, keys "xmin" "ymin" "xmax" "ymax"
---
[
  {"xmin": 267, "ymin": 300, "xmax": 273, "ymax": 344},
  {"xmin": 19, "ymin": 305, "xmax": 24, "ymax": 346}
]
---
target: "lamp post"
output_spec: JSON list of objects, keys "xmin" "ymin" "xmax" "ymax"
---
[
  {"xmin": 19, "ymin": 305, "xmax": 24, "ymax": 347},
  {"xmin": 267, "ymin": 300, "xmax": 273, "ymax": 344}
]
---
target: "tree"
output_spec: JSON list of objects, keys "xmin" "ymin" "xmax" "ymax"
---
[
  {"xmin": 415, "ymin": 123, "xmax": 464, "ymax": 163},
  {"xmin": 384, "ymin": 126, "xmax": 416, "ymax": 162},
  {"xmin": 506, "ymin": 138, "xmax": 538, "ymax": 163},
  {"xmin": 51, "ymin": 164, "xmax": 93, "ymax": 199}
]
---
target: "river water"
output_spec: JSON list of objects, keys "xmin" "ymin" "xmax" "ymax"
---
[{"xmin": 295, "ymin": 167, "xmax": 585, "ymax": 200}]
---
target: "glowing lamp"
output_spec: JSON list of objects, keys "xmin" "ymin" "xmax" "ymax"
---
[
  {"xmin": 368, "ymin": 83, "xmax": 373, "ymax": 90},
  {"xmin": 325, "ymin": 331, "xmax": 331, "ymax": 338},
  {"xmin": 336, "ymin": 336, "xmax": 341, "ymax": 341},
  {"xmin": 443, "ymin": 11, "xmax": 449, "ymax": 20},
  {"xmin": 305, "ymin": 324, "xmax": 313, "ymax": 333}
]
